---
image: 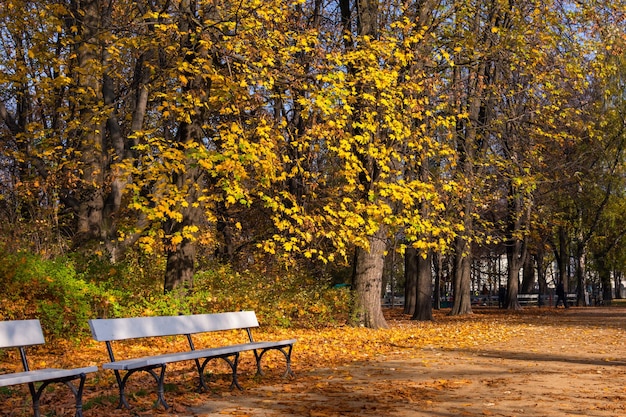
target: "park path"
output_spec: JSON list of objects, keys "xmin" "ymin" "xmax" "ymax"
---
[{"xmin": 187, "ymin": 308, "xmax": 626, "ymax": 417}]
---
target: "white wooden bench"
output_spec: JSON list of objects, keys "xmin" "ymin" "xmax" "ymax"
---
[
  {"xmin": 0, "ymin": 319, "xmax": 97, "ymax": 417},
  {"xmin": 88, "ymin": 311, "xmax": 296, "ymax": 409}
]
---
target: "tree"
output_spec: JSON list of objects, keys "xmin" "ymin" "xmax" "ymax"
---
[{"xmin": 446, "ymin": 0, "xmax": 501, "ymax": 315}]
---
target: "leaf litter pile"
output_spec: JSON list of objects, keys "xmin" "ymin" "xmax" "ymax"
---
[{"xmin": 2, "ymin": 307, "xmax": 626, "ymax": 416}]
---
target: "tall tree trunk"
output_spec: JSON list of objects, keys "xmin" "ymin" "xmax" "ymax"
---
[
  {"xmin": 72, "ymin": 0, "xmax": 106, "ymax": 245},
  {"xmin": 521, "ymin": 254, "xmax": 535, "ymax": 293},
  {"xmin": 404, "ymin": 246, "xmax": 418, "ymax": 315},
  {"xmin": 352, "ymin": 227, "xmax": 389, "ymax": 329},
  {"xmin": 413, "ymin": 250, "xmax": 433, "ymax": 321},
  {"xmin": 535, "ymin": 249, "xmax": 548, "ymax": 306},
  {"xmin": 505, "ymin": 243, "xmax": 523, "ymax": 310},
  {"xmin": 615, "ymin": 270, "xmax": 623, "ymax": 300},
  {"xmin": 595, "ymin": 256, "xmax": 612, "ymax": 305},
  {"xmin": 165, "ymin": 238, "xmax": 196, "ymax": 292},
  {"xmin": 505, "ymin": 188, "xmax": 528, "ymax": 310},
  {"xmin": 432, "ymin": 253, "xmax": 443, "ymax": 310},
  {"xmin": 163, "ymin": 0, "xmax": 208, "ymax": 291},
  {"xmin": 574, "ymin": 240, "xmax": 588, "ymax": 306},
  {"xmin": 451, "ymin": 236, "xmax": 473, "ymax": 315},
  {"xmin": 554, "ymin": 227, "xmax": 569, "ymax": 290},
  {"xmin": 341, "ymin": 0, "xmax": 387, "ymax": 328}
]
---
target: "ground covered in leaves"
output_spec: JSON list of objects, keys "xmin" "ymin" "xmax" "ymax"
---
[{"xmin": 2, "ymin": 307, "xmax": 626, "ymax": 416}]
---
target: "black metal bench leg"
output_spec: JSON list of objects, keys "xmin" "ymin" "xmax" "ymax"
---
[
  {"xmin": 254, "ymin": 346, "xmax": 295, "ymax": 378},
  {"xmin": 26, "ymin": 374, "xmax": 88, "ymax": 417},
  {"xmin": 147, "ymin": 365, "xmax": 169, "ymax": 409},
  {"xmin": 115, "ymin": 370, "xmax": 133, "ymax": 409},
  {"xmin": 27, "ymin": 382, "xmax": 41, "ymax": 417},
  {"xmin": 115, "ymin": 366, "xmax": 169, "ymax": 410},
  {"xmin": 69, "ymin": 373, "xmax": 87, "ymax": 417},
  {"xmin": 60, "ymin": 374, "xmax": 89, "ymax": 417},
  {"xmin": 228, "ymin": 353, "xmax": 243, "ymax": 391},
  {"xmin": 253, "ymin": 350, "xmax": 264, "ymax": 376},
  {"xmin": 194, "ymin": 358, "xmax": 210, "ymax": 391},
  {"xmin": 283, "ymin": 345, "xmax": 295, "ymax": 378}
]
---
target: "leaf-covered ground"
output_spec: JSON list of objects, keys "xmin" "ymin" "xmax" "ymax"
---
[{"xmin": 2, "ymin": 307, "xmax": 626, "ymax": 416}]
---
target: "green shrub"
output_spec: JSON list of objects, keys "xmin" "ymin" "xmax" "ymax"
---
[
  {"xmin": 0, "ymin": 249, "xmax": 352, "ymax": 340},
  {"xmin": 0, "ymin": 251, "xmax": 106, "ymax": 338}
]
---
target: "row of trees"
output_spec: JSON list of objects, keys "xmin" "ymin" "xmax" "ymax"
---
[{"xmin": 1, "ymin": 0, "xmax": 626, "ymax": 328}]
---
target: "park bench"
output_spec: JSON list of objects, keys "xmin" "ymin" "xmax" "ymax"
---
[
  {"xmin": 567, "ymin": 293, "xmax": 577, "ymax": 304},
  {"xmin": 517, "ymin": 293, "xmax": 539, "ymax": 306},
  {"xmin": 0, "ymin": 319, "xmax": 97, "ymax": 417},
  {"xmin": 88, "ymin": 311, "xmax": 296, "ymax": 409}
]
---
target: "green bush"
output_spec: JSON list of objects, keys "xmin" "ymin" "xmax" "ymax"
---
[
  {"xmin": 0, "ymin": 249, "xmax": 352, "ymax": 340},
  {"xmin": 0, "ymin": 251, "xmax": 106, "ymax": 339}
]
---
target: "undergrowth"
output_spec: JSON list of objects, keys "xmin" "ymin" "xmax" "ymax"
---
[{"xmin": 0, "ymin": 249, "xmax": 352, "ymax": 339}]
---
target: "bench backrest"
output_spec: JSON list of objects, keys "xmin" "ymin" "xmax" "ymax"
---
[
  {"xmin": 89, "ymin": 311, "xmax": 260, "ymax": 342},
  {"xmin": 0, "ymin": 319, "xmax": 45, "ymax": 349}
]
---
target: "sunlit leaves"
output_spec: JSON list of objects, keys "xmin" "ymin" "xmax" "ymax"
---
[{"xmin": 2, "ymin": 0, "xmax": 626, "ymax": 293}]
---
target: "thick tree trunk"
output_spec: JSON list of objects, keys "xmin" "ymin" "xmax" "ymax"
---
[
  {"xmin": 412, "ymin": 250, "xmax": 433, "ymax": 321},
  {"xmin": 521, "ymin": 254, "xmax": 535, "ymax": 294},
  {"xmin": 352, "ymin": 228, "xmax": 388, "ymax": 329},
  {"xmin": 505, "ymin": 245, "xmax": 522, "ymax": 310},
  {"xmin": 450, "ymin": 237, "xmax": 472, "ymax": 315},
  {"xmin": 162, "ymin": 0, "xmax": 210, "ymax": 292},
  {"xmin": 341, "ymin": 0, "xmax": 387, "ymax": 328},
  {"xmin": 73, "ymin": 0, "xmax": 106, "ymax": 245},
  {"xmin": 504, "ymin": 189, "xmax": 528, "ymax": 310},
  {"xmin": 163, "ymin": 165, "xmax": 203, "ymax": 292},
  {"xmin": 164, "ymin": 238, "xmax": 196, "ymax": 292}
]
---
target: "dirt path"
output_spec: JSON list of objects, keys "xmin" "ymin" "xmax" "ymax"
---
[{"xmin": 188, "ymin": 308, "xmax": 626, "ymax": 417}]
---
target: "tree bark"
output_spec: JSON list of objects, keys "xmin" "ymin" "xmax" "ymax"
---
[
  {"xmin": 162, "ymin": 0, "xmax": 208, "ymax": 291},
  {"xmin": 521, "ymin": 254, "xmax": 535, "ymax": 294},
  {"xmin": 504, "ymin": 188, "xmax": 529, "ymax": 310},
  {"xmin": 72, "ymin": 0, "xmax": 106, "ymax": 245},
  {"xmin": 432, "ymin": 253, "xmax": 443, "ymax": 310},
  {"xmin": 340, "ymin": 0, "xmax": 387, "ymax": 328},
  {"xmin": 553, "ymin": 227, "xmax": 570, "ymax": 291},
  {"xmin": 535, "ymin": 249, "xmax": 548, "ymax": 306},
  {"xmin": 352, "ymin": 227, "xmax": 389, "ymax": 329},
  {"xmin": 450, "ymin": 236, "xmax": 473, "ymax": 315},
  {"xmin": 505, "ymin": 245, "xmax": 523, "ymax": 310},
  {"xmin": 412, "ymin": 250, "xmax": 433, "ymax": 321},
  {"xmin": 574, "ymin": 240, "xmax": 588, "ymax": 306},
  {"xmin": 404, "ymin": 246, "xmax": 418, "ymax": 315}
]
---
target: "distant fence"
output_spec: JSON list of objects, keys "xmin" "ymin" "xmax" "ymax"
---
[{"xmin": 382, "ymin": 293, "xmax": 578, "ymax": 307}]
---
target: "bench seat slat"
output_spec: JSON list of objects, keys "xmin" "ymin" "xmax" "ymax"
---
[
  {"xmin": 101, "ymin": 339, "xmax": 296, "ymax": 370},
  {"xmin": 102, "ymin": 345, "xmax": 246, "ymax": 370},
  {"xmin": 0, "ymin": 366, "xmax": 98, "ymax": 387}
]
